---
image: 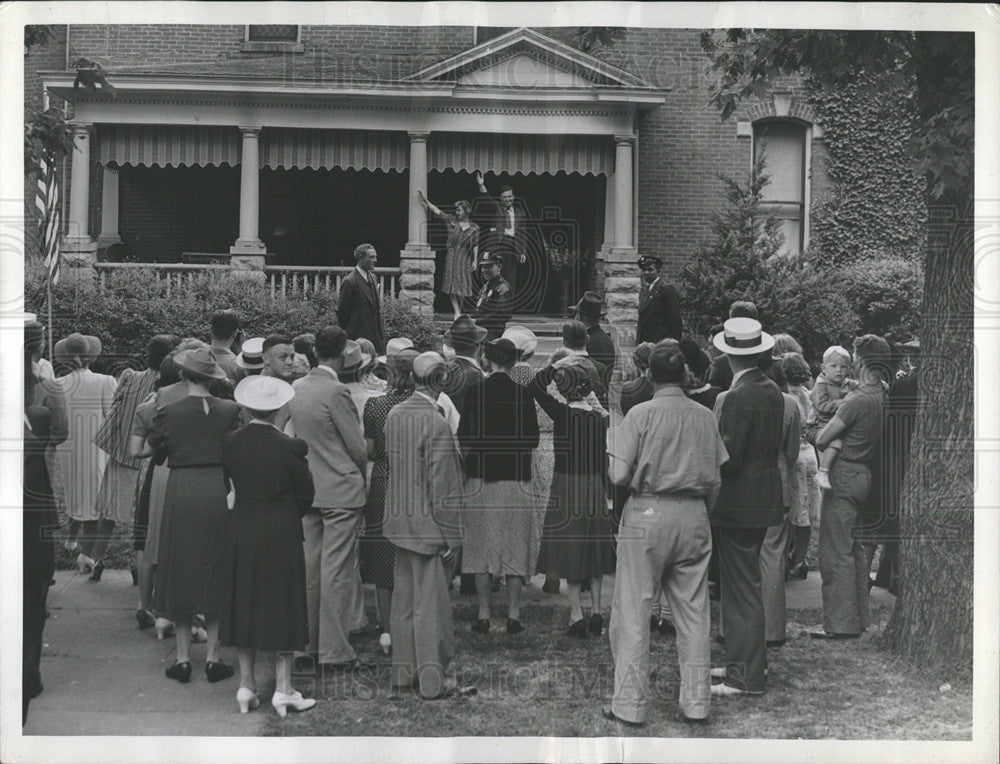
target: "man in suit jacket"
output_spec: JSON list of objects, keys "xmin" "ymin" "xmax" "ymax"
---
[
  {"xmin": 709, "ymin": 318, "xmax": 784, "ymax": 697},
  {"xmin": 384, "ymin": 352, "xmax": 472, "ymax": 700},
  {"xmin": 636, "ymin": 255, "xmax": 683, "ymax": 345},
  {"xmin": 287, "ymin": 326, "xmax": 372, "ymax": 672},
  {"xmin": 336, "ymin": 243, "xmax": 386, "ymax": 354},
  {"xmin": 574, "ymin": 291, "xmax": 616, "ymax": 389},
  {"xmin": 475, "ymin": 171, "xmax": 533, "ymax": 302}
]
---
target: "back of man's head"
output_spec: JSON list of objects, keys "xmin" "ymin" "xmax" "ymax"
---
[
  {"xmin": 315, "ymin": 326, "xmax": 348, "ymax": 362},
  {"xmin": 648, "ymin": 344, "xmax": 687, "ymax": 385},
  {"xmin": 854, "ymin": 334, "xmax": 892, "ymax": 379},
  {"xmin": 561, "ymin": 320, "xmax": 588, "ymax": 351},
  {"xmin": 729, "ymin": 301, "xmax": 758, "ymax": 320},
  {"xmin": 211, "ymin": 309, "xmax": 241, "ymax": 341}
]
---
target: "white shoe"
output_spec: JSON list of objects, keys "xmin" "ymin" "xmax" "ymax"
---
[
  {"xmin": 271, "ymin": 690, "xmax": 316, "ymax": 718},
  {"xmin": 76, "ymin": 553, "xmax": 95, "ymax": 574},
  {"xmin": 191, "ymin": 625, "xmax": 208, "ymax": 643},
  {"xmin": 379, "ymin": 633, "xmax": 392, "ymax": 655},
  {"xmin": 237, "ymin": 687, "xmax": 260, "ymax": 714},
  {"xmin": 154, "ymin": 618, "xmax": 175, "ymax": 640}
]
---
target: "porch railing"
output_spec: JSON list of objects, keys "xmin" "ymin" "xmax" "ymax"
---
[
  {"xmin": 93, "ymin": 262, "xmax": 401, "ymax": 299},
  {"xmin": 264, "ymin": 266, "xmax": 400, "ymax": 299}
]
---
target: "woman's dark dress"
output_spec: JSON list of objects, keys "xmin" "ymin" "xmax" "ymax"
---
[
  {"xmin": 361, "ymin": 391, "xmax": 409, "ymax": 590},
  {"xmin": 150, "ymin": 395, "xmax": 241, "ymax": 619},
  {"xmin": 530, "ymin": 366, "xmax": 616, "ymax": 580},
  {"xmin": 215, "ymin": 423, "xmax": 314, "ymax": 651}
]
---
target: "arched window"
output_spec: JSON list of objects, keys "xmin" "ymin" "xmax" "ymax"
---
[{"xmin": 753, "ymin": 119, "xmax": 809, "ymax": 256}]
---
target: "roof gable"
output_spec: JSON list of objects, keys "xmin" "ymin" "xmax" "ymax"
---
[{"xmin": 406, "ymin": 27, "xmax": 651, "ymax": 89}]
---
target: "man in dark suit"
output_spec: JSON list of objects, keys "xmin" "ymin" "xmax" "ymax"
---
[
  {"xmin": 708, "ymin": 301, "xmax": 759, "ymax": 390},
  {"xmin": 336, "ymin": 243, "xmax": 385, "ymax": 354},
  {"xmin": 636, "ymin": 255, "xmax": 683, "ymax": 345},
  {"xmin": 475, "ymin": 171, "xmax": 534, "ymax": 306},
  {"xmin": 574, "ymin": 291, "xmax": 616, "ymax": 389},
  {"xmin": 709, "ymin": 318, "xmax": 784, "ymax": 698},
  {"xmin": 473, "ymin": 253, "xmax": 513, "ymax": 340}
]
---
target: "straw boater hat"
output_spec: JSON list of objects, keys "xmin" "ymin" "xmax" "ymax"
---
[
  {"xmin": 234, "ymin": 374, "xmax": 295, "ymax": 412},
  {"xmin": 333, "ymin": 339, "xmax": 374, "ymax": 373},
  {"xmin": 236, "ymin": 337, "xmax": 265, "ymax": 371},
  {"xmin": 501, "ymin": 325, "xmax": 538, "ymax": 359},
  {"xmin": 173, "ymin": 347, "xmax": 227, "ymax": 380},
  {"xmin": 377, "ymin": 336, "xmax": 415, "ymax": 365},
  {"xmin": 713, "ymin": 317, "xmax": 775, "ymax": 356}
]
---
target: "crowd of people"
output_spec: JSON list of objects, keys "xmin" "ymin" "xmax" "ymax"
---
[{"xmin": 22, "ymin": 252, "xmax": 919, "ymax": 728}]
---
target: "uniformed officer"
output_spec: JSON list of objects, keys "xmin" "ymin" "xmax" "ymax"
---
[
  {"xmin": 636, "ymin": 255, "xmax": 683, "ymax": 344},
  {"xmin": 474, "ymin": 252, "xmax": 513, "ymax": 340}
]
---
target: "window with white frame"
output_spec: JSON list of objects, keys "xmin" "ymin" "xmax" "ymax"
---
[{"xmin": 753, "ymin": 119, "xmax": 809, "ymax": 257}]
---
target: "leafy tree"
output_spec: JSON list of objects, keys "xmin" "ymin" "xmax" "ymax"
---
[
  {"xmin": 572, "ymin": 27, "xmax": 625, "ymax": 53},
  {"xmin": 702, "ymin": 29, "xmax": 974, "ymax": 678}
]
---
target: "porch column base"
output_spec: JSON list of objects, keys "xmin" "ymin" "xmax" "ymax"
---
[
  {"xmin": 230, "ymin": 239, "xmax": 267, "ymax": 255},
  {"xmin": 398, "ymin": 244, "xmax": 435, "ymax": 316},
  {"xmin": 59, "ymin": 238, "xmax": 98, "ymax": 284},
  {"xmin": 95, "ymin": 234, "xmax": 121, "ymax": 249},
  {"xmin": 229, "ymin": 252, "xmax": 268, "ymax": 282},
  {"xmin": 602, "ymin": 245, "xmax": 640, "ymax": 353}
]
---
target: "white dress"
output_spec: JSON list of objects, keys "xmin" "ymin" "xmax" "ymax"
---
[{"xmin": 54, "ymin": 368, "xmax": 117, "ymax": 521}]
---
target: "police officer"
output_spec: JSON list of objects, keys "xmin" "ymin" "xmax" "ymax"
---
[
  {"xmin": 636, "ymin": 254, "xmax": 683, "ymax": 344},
  {"xmin": 474, "ymin": 251, "xmax": 513, "ymax": 340}
]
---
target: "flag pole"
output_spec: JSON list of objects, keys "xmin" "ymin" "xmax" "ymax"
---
[{"xmin": 46, "ymin": 277, "xmax": 54, "ymax": 358}]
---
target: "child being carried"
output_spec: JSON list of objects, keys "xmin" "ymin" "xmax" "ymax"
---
[{"xmin": 806, "ymin": 345, "xmax": 858, "ymax": 489}]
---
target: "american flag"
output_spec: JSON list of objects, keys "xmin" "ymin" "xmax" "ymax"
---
[{"xmin": 35, "ymin": 153, "xmax": 61, "ymax": 285}]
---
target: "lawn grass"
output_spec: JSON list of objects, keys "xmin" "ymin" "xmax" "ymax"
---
[{"xmin": 260, "ymin": 596, "xmax": 972, "ymax": 740}]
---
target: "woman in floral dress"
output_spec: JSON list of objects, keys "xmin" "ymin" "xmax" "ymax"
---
[{"xmin": 417, "ymin": 190, "xmax": 480, "ymax": 319}]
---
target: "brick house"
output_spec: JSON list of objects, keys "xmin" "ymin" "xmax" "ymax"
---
[{"xmin": 28, "ymin": 25, "xmax": 830, "ymax": 338}]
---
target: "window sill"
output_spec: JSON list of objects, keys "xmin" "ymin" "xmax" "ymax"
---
[{"xmin": 241, "ymin": 41, "xmax": 303, "ymax": 53}]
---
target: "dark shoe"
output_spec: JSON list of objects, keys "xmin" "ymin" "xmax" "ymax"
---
[
  {"xmin": 589, "ymin": 612, "xmax": 603, "ymax": 636},
  {"xmin": 471, "ymin": 618, "xmax": 491, "ymax": 635},
  {"xmin": 766, "ymin": 639, "xmax": 787, "ymax": 648},
  {"xmin": 657, "ymin": 619, "xmax": 677, "ymax": 638},
  {"xmin": 130, "ymin": 566, "xmax": 139, "ymax": 586},
  {"xmin": 787, "ymin": 562, "xmax": 808, "ymax": 580},
  {"xmin": 542, "ymin": 576, "xmax": 560, "ymax": 594},
  {"xmin": 601, "ymin": 705, "xmax": 645, "ymax": 728},
  {"xmin": 683, "ymin": 714, "xmax": 710, "ymax": 725},
  {"xmin": 321, "ymin": 659, "xmax": 376, "ymax": 673},
  {"xmin": 165, "ymin": 661, "xmax": 192, "ymax": 684},
  {"xmin": 868, "ymin": 576, "xmax": 876, "ymax": 592},
  {"xmin": 205, "ymin": 660, "xmax": 235, "ymax": 683},
  {"xmin": 293, "ymin": 654, "xmax": 318, "ymax": 675},
  {"xmin": 88, "ymin": 560, "xmax": 104, "ymax": 582},
  {"xmin": 809, "ymin": 629, "xmax": 861, "ymax": 640},
  {"xmin": 567, "ymin": 618, "xmax": 588, "ymax": 638},
  {"xmin": 506, "ymin": 618, "xmax": 523, "ymax": 635},
  {"xmin": 136, "ymin": 608, "xmax": 155, "ymax": 631}
]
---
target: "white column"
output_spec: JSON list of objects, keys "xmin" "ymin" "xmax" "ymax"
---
[
  {"xmin": 406, "ymin": 131, "xmax": 430, "ymax": 248},
  {"xmin": 613, "ymin": 134, "xmax": 634, "ymax": 248},
  {"xmin": 230, "ymin": 126, "xmax": 266, "ymax": 254},
  {"xmin": 65, "ymin": 122, "xmax": 93, "ymax": 245},
  {"xmin": 96, "ymin": 165, "xmax": 121, "ymax": 249}
]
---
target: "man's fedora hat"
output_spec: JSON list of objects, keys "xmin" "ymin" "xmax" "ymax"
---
[
  {"xmin": 713, "ymin": 317, "xmax": 775, "ymax": 356},
  {"xmin": 237, "ymin": 337, "xmax": 265, "ymax": 370},
  {"xmin": 174, "ymin": 347, "xmax": 228, "ymax": 380},
  {"xmin": 444, "ymin": 315, "xmax": 488, "ymax": 346},
  {"xmin": 377, "ymin": 337, "xmax": 415, "ymax": 365},
  {"xmin": 234, "ymin": 374, "xmax": 295, "ymax": 412},
  {"xmin": 573, "ymin": 291, "xmax": 607, "ymax": 319},
  {"xmin": 483, "ymin": 337, "xmax": 518, "ymax": 366},
  {"xmin": 333, "ymin": 339, "xmax": 373, "ymax": 373}
]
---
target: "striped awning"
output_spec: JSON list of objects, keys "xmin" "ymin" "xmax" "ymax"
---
[
  {"xmin": 260, "ymin": 128, "xmax": 408, "ymax": 172},
  {"xmin": 97, "ymin": 125, "xmax": 613, "ymax": 176},
  {"xmin": 98, "ymin": 124, "xmax": 240, "ymax": 167},
  {"xmin": 429, "ymin": 133, "xmax": 612, "ymax": 177}
]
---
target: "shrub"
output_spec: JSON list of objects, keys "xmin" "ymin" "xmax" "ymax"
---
[
  {"xmin": 26, "ymin": 267, "xmax": 441, "ymax": 372},
  {"xmin": 838, "ymin": 256, "xmax": 923, "ymax": 342}
]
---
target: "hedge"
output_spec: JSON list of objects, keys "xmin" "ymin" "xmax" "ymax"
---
[{"xmin": 25, "ymin": 265, "xmax": 441, "ymax": 373}]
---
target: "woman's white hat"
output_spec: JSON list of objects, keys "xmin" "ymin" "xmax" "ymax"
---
[
  {"xmin": 501, "ymin": 325, "xmax": 538, "ymax": 357},
  {"xmin": 712, "ymin": 317, "xmax": 775, "ymax": 356},
  {"xmin": 234, "ymin": 374, "xmax": 295, "ymax": 411}
]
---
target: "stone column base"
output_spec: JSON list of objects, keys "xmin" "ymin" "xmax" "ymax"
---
[
  {"xmin": 230, "ymin": 238, "xmax": 267, "ymax": 255},
  {"xmin": 229, "ymin": 253, "xmax": 268, "ymax": 282},
  {"xmin": 603, "ymin": 246, "xmax": 640, "ymax": 354},
  {"xmin": 95, "ymin": 234, "xmax": 121, "ymax": 250},
  {"xmin": 59, "ymin": 238, "xmax": 98, "ymax": 285},
  {"xmin": 398, "ymin": 244, "xmax": 435, "ymax": 316}
]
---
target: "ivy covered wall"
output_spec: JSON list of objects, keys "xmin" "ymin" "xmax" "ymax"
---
[{"xmin": 807, "ymin": 71, "xmax": 927, "ymax": 267}]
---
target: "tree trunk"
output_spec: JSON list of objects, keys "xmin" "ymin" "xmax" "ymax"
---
[{"xmin": 883, "ymin": 35, "xmax": 975, "ymax": 677}]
